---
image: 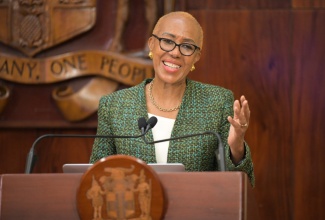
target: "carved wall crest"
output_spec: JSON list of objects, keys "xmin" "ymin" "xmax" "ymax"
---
[
  {"xmin": 0, "ymin": 0, "xmax": 157, "ymax": 123},
  {"xmin": 0, "ymin": 0, "xmax": 96, "ymax": 57}
]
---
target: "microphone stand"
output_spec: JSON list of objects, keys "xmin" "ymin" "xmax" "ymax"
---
[{"xmin": 25, "ymin": 131, "xmax": 151, "ymax": 174}]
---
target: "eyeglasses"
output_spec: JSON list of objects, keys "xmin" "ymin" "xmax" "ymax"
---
[{"xmin": 152, "ymin": 34, "xmax": 200, "ymax": 56}]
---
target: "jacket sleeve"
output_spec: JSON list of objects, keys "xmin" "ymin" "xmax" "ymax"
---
[
  {"xmin": 220, "ymin": 90, "xmax": 255, "ymax": 187},
  {"xmin": 89, "ymin": 95, "xmax": 117, "ymax": 163}
]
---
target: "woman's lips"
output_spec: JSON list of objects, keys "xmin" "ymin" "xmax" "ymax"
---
[{"xmin": 163, "ymin": 61, "xmax": 181, "ymax": 71}]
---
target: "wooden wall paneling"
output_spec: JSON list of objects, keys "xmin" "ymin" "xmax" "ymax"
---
[
  {"xmin": 32, "ymin": 129, "xmax": 95, "ymax": 173},
  {"xmin": 293, "ymin": 0, "xmax": 325, "ymax": 8},
  {"xmin": 0, "ymin": 128, "xmax": 95, "ymax": 174},
  {"xmin": 0, "ymin": 129, "xmax": 37, "ymax": 174},
  {"xmin": 190, "ymin": 10, "xmax": 293, "ymax": 220},
  {"xmin": 0, "ymin": 78, "xmax": 98, "ymax": 128},
  {"xmin": 185, "ymin": 0, "xmax": 291, "ymax": 10},
  {"xmin": 292, "ymin": 10, "xmax": 325, "ymax": 220}
]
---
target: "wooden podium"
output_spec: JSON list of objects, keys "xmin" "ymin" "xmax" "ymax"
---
[{"xmin": 0, "ymin": 172, "xmax": 258, "ymax": 220}]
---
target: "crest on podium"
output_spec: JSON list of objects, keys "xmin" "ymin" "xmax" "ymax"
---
[{"xmin": 77, "ymin": 155, "xmax": 166, "ymax": 220}]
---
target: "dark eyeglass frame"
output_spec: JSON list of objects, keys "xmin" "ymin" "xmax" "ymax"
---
[{"xmin": 152, "ymin": 34, "xmax": 200, "ymax": 56}]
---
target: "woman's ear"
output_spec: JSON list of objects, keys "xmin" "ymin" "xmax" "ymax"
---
[
  {"xmin": 148, "ymin": 36, "xmax": 154, "ymax": 51},
  {"xmin": 194, "ymin": 51, "xmax": 201, "ymax": 63}
]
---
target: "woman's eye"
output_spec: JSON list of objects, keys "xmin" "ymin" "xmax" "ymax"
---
[
  {"xmin": 162, "ymin": 39, "xmax": 174, "ymax": 45},
  {"xmin": 181, "ymin": 44, "xmax": 194, "ymax": 51}
]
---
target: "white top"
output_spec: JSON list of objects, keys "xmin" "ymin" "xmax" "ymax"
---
[{"xmin": 148, "ymin": 113, "xmax": 175, "ymax": 163}]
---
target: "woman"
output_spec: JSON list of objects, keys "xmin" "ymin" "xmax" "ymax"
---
[{"xmin": 90, "ymin": 11, "xmax": 255, "ymax": 186}]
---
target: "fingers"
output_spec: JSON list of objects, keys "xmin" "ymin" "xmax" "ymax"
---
[
  {"xmin": 240, "ymin": 95, "xmax": 250, "ymax": 122},
  {"xmin": 232, "ymin": 95, "xmax": 250, "ymax": 128},
  {"xmin": 228, "ymin": 116, "xmax": 239, "ymax": 127},
  {"xmin": 233, "ymin": 100, "xmax": 240, "ymax": 120},
  {"xmin": 228, "ymin": 116, "xmax": 248, "ymax": 129}
]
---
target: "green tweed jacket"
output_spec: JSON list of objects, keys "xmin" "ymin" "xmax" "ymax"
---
[{"xmin": 90, "ymin": 78, "xmax": 255, "ymax": 186}]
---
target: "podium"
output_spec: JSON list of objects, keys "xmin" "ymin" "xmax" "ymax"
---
[{"xmin": 0, "ymin": 172, "xmax": 258, "ymax": 219}]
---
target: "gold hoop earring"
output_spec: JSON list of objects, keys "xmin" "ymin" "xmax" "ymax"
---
[
  {"xmin": 190, "ymin": 65, "xmax": 195, "ymax": 72},
  {"xmin": 148, "ymin": 51, "xmax": 153, "ymax": 59}
]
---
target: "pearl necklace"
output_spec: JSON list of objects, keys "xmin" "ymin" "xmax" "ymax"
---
[{"xmin": 148, "ymin": 79, "xmax": 181, "ymax": 112}]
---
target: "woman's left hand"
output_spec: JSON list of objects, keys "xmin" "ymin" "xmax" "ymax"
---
[{"xmin": 227, "ymin": 95, "xmax": 250, "ymax": 164}]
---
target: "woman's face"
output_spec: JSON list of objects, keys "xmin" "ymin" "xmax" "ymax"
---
[{"xmin": 148, "ymin": 15, "xmax": 202, "ymax": 85}]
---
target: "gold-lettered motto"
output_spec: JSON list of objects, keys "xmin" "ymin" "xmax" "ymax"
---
[
  {"xmin": 0, "ymin": 51, "xmax": 153, "ymax": 121},
  {"xmin": 0, "ymin": 51, "xmax": 153, "ymax": 85}
]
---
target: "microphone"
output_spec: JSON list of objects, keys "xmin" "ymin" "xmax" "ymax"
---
[
  {"xmin": 138, "ymin": 117, "xmax": 147, "ymax": 134},
  {"xmin": 140, "ymin": 116, "xmax": 227, "ymax": 171},
  {"xmin": 25, "ymin": 117, "xmax": 157, "ymax": 174},
  {"xmin": 138, "ymin": 116, "xmax": 158, "ymax": 134},
  {"xmin": 144, "ymin": 116, "xmax": 158, "ymax": 133}
]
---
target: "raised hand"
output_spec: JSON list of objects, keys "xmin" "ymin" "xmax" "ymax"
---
[{"xmin": 227, "ymin": 95, "xmax": 250, "ymax": 164}]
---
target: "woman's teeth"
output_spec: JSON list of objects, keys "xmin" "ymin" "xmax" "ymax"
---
[{"xmin": 163, "ymin": 61, "xmax": 180, "ymax": 69}]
